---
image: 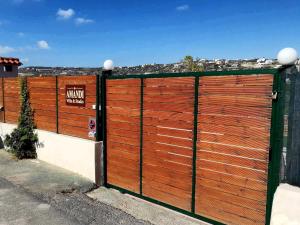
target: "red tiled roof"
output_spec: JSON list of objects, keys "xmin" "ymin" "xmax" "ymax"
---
[{"xmin": 0, "ymin": 57, "xmax": 22, "ymax": 66}]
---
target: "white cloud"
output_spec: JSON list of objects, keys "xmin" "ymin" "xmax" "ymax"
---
[
  {"xmin": 37, "ymin": 40, "xmax": 50, "ymax": 49},
  {"xmin": 75, "ymin": 17, "xmax": 94, "ymax": 25},
  {"xmin": 176, "ymin": 4, "xmax": 189, "ymax": 11},
  {"xmin": 57, "ymin": 8, "xmax": 75, "ymax": 20},
  {"xmin": 0, "ymin": 45, "xmax": 15, "ymax": 54}
]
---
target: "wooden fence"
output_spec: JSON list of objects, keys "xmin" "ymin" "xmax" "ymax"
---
[
  {"xmin": 0, "ymin": 75, "xmax": 96, "ymax": 140},
  {"xmin": 3, "ymin": 77, "xmax": 21, "ymax": 123},
  {"xmin": 0, "ymin": 70, "xmax": 286, "ymax": 224},
  {"xmin": 104, "ymin": 70, "xmax": 285, "ymax": 225},
  {"xmin": 28, "ymin": 77, "xmax": 57, "ymax": 132}
]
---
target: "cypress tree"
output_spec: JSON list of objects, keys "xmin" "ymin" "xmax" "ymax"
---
[{"xmin": 4, "ymin": 78, "xmax": 38, "ymax": 159}]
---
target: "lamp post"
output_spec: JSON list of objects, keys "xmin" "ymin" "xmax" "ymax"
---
[
  {"xmin": 100, "ymin": 59, "xmax": 114, "ymax": 186},
  {"xmin": 103, "ymin": 59, "xmax": 114, "ymax": 73},
  {"xmin": 101, "ymin": 59, "xmax": 113, "ymax": 141},
  {"xmin": 96, "ymin": 60, "xmax": 114, "ymax": 142},
  {"xmin": 277, "ymin": 48, "xmax": 298, "ymax": 66}
]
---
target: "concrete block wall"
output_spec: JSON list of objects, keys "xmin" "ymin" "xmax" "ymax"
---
[{"xmin": 0, "ymin": 122, "xmax": 101, "ymax": 183}]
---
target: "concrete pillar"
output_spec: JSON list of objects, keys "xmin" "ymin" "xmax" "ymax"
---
[{"xmin": 95, "ymin": 141, "xmax": 104, "ymax": 186}]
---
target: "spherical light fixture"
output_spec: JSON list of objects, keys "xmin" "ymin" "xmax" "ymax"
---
[
  {"xmin": 103, "ymin": 59, "xmax": 114, "ymax": 70},
  {"xmin": 277, "ymin": 48, "xmax": 298, "ymax": 65}
]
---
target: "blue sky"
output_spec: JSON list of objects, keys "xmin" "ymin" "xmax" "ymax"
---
[{"xmin": 0, "ymin": 0, "xmax": 299, "ymax": 67}]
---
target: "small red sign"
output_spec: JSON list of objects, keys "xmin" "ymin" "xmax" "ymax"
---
[
  {"xmin": 88, "ymin": 117, "xmax": 96, "ymax": 138},
  {"xmin": 89, "ymin": 119, "xmax": 96, "ymax": 131}
]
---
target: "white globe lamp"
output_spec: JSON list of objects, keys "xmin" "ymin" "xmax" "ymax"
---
[
  {"xmin": 103, "ymin": 59, "xmax": 114, "ymax": 70},
  {"xmin": 277, "ymin": 48, "xmax": 298, "ymax": 65}
]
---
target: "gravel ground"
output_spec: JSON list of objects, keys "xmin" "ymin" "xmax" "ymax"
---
[{"xmin": 88, "ymin": 187, "xmax": 209, "ymax": 225}]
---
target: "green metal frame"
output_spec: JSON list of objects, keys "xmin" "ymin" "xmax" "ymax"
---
[
  {"xmin": 139, "ymin": 78, "xmax": 144, "ymax": 195},
  {"xmin": 265, "ymin": 70, "xmax": 286, "ymax": 225},
  {"xmin": 106, "ymin": 69, "xmax": 278, "ymax": 80},
  {"xmin": 101, "ymin": 71, "xmax": 108, "ymax": 185},
  {"xmin": 103, "ymin": 68, "xmax": 285, "ymax": 225},
  {"xmin": 191, "ymin": 76, "xmax": 199, "ymax": 213},
  {"xmin": 107, "ymin": 183, "xmax": 225, "ymax": 225},
  {"xmin": 95, "ymin": 74, "xmax": 100, "ymax": 141}
]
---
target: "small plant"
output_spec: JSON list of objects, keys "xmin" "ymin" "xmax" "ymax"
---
[{"xmin": 4, "ymin": 78, "xmax": 38, "ymax": 159}]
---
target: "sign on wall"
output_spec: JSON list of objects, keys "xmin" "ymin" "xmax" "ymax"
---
[{"xmin": 65, "ymin": 85, "xmax": 86, "ymax": 106}]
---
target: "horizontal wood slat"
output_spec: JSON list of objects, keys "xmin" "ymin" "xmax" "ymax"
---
[
  {"xmin": 195, "ymin": 74, "xmax": 274, "ymax": 225},
  {"xmin": 145, "ymin": 77, "xmax": 195, "ymax": 86},
  {"xmin": 197, "ymin": 150, "xmax": 268, "ymax": 171},
  {"xmin": 28, "ymin": 77, "xmax": 56, "ymax": 132},
  {"xmin": 106, "ymin": 78, "xmax": 141, "ymax": 193},
  {"xmin": 142, "ymin": 77, "xmax": 195, "ymax": 211},
  {"xmin": 142, "ymin": 181, "xmax": 192, "ymax": 210},
  {"xmin": 199, "ymin": 74, "xmax": 273, "ymax": 86},
  {"xmin": 196, "ymin": 196, "xmax": 265, "ymax": 225},
  {"xmin": 198, "ymin": 104, "xmax": 272, "ymax": 118},
  {"xmin": 4, "ymin": 78, "xmax": 20, "ymax": 124}
]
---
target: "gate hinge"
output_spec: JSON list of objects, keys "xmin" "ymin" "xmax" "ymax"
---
[{"xmin": 271, "ymin": 91, "xmax": 278, "ymax": 100}]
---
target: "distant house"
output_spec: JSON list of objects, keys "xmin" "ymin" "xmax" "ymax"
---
[
  {"xmin": 0, "ymin": 57, "xmax": 22, "ymax": 77},
  {"xmin": 257, "ymin": 57, "xmax": 266, "ymax": 64}
]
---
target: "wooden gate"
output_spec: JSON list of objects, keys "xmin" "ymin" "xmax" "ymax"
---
[{"xmin": 103, "ymin": 70, "xmax": 284, "ymax": 225}]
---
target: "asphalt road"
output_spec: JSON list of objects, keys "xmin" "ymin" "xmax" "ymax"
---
[
  {"xmin": 0, "ymin": 177, "xmax": 81, "ymax": 225},
  {"xmin": 0, "ymin": 177, "xmax": 152, "ymax": 225},
  {"xmin": 0, "ymin": 150, "xmax": 152, "ymax": 225}
]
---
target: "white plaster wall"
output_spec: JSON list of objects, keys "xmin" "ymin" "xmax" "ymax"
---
[
  {"xmin": 0, "ymin": 123, "xmax": 15, "ymax": 139},
  {"xmin": 0, "ymin": 122, "xmax": 96, "ymax": 183},
  {"xmin": 271, "ymin": 183, "xmax": 300, "ymax": 225}
]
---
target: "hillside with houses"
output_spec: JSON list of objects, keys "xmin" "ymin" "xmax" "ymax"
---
[{"xmin": 19, "ymin": 57, "xmax": 295, "ymax": 76}]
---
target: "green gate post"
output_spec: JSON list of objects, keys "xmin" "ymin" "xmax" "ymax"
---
[
  {"xmin": 265, "ymin": 68, "xmax": 286, "ymax": 225},
  {"xmin": 101, "ymin": 69, "xmax": 112, "ymax": 186},
  {"xmin": 95, "ymin": 74, "xmax": 100, "ymax": 141},
  {"xmin": 191, "ymin": 76, "xmax": 199, "ymax": 213},
  {"xmin": 140, "ymin": 78, "xmax": 144, "ymax": 195}
]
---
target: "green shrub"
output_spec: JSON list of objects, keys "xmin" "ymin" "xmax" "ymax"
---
[{"xmin": 4, "ymin": 78, "xmax": 38, "ymax": 159}]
